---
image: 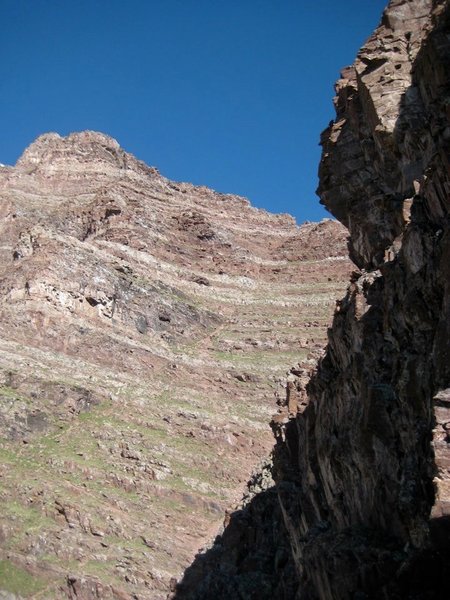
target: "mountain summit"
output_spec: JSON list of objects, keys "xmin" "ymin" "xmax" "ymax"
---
[{"xmin": 0, "ymin": 132, "xmax": 350, "ymax": 598}]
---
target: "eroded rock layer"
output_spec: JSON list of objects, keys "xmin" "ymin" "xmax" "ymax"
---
[{"xmin": 0, "ymin": 132, "xmax": 351, "ymax": 598}]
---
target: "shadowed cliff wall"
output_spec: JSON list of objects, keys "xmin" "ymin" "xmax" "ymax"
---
[{"xmin": 277, "ymin": 0, "xmax": 450, "ymax": 597}]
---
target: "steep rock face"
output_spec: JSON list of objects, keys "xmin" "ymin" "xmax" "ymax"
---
[
  {"xmin": 0, "ymin": 133, "xmax": 351, "ymax": 598},
  {"xmin": 172, "ymin": 1, "xmax": 450, "ymax": 598},
  {"xmin": 318, "ymin": 0, "xmax": 445, "ymax": 270},
  {"xmin": 277, "ymin": 0, "xmax": 450, "ymax": 598}
]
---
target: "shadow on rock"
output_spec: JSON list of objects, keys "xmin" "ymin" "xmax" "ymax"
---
[{"xmin": 169, "ymin": 482, "xmax": 299, "ymax": 600}]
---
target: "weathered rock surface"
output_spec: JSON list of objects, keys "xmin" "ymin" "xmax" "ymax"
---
[
  {"xmin": 0, "ymin": 132, "xmax": 351, "ymax": 597},
  {"xmin": 282, "ymin": 0, "xmax": 450, "ymax": 598},
  {"xmin": 173, "ymin": 0, "xmax": 450, "ymax": 598}
]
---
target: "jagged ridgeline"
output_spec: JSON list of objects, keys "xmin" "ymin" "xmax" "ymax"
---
[
  {"xmin": 173, "ymin": 0, "xmax": 450, "ymax": 599},
  {"xmin": 0, "ymin": 129, "xmax": 350, "ymax": 597}
]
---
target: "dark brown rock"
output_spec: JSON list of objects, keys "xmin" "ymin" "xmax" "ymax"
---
[{"xmin": 277, "ymin": 1, "xmax": 450, "ymax": 598}]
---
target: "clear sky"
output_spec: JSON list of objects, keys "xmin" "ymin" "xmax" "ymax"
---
[{"xmin": 1, "ymin": 0, "xmax": 387, "ymax": 223}]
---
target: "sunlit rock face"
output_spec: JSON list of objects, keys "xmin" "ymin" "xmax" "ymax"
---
[
  {"xmin": 318, "ymin": 0, "xmax": 445, "ymax": 271},
  {"xmin": 0, "ymin": 130, "xmax": 351, "ymax": 598},
  {"xmin": 2, "ymin": 0, "xmax": 449, "ymax": 597}
]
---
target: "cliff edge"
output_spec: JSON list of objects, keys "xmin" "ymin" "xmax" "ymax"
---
[{"xmin": 279, "ymin": 0, "xmax": 450, "ymax": 597}]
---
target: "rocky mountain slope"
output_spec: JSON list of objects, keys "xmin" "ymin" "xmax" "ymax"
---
[
  {"xmin": 0, "ymin": 132, "xmax": 351, "ymax": 598},
  {"xmin": 173, "ymin": 0, "xmax": 450, "ymax": 598}
]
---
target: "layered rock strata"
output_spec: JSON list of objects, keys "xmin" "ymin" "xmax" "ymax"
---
[
  {"xmin": 173, "ymin": 0, "xmax": 450, "ymax": 598},
  {"xmin": 0, "ymin": 132, "xmax": 351, "ymax": 598}
]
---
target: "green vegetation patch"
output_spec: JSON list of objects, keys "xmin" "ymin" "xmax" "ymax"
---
[
  {"xmin": 213, "ymin": 348, "xmax": 308, "ymax": 368},
  {"xmin": 82, "ymin": 558, "xmax": 119, "ymax": 583},
  {"xmin": 0, "ymin": 385, "xmax": 32, "ymax": 404},
  {"xmin": 0, "ymin": 559, "xmax": 47, "ymax": 596},
  {"xmin": 3, "ymin": 501, "xmax": 57, "ymax": 551}
]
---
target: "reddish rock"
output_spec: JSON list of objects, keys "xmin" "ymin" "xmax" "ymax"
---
[
  {"xmin": 0, "ymin": 130, "xmax": 351, "ymax": 597},
  {"xmin": 172, "ymin": 1, "xmax": 450, "ymax": 599}
]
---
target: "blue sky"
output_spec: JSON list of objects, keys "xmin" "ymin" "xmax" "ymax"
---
[{"xmin": 1, "ymin": 0, "xmax": 387, "ymax": 223}]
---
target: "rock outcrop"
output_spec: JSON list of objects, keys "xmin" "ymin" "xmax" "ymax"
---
[
  {"xmin": 0, "ymin": 132, "xmax": 351, "ymax": 598},
  {"xmin": 280, "ymin": 0, "xmax": 450, "ymax": 597},
  {"xmin": 3, "ymin": 1, "xmax": 448, "ymax": 597},
  {"xmin": 173, "ymin": 0, "xmax": 450, "ymax": 598}
]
